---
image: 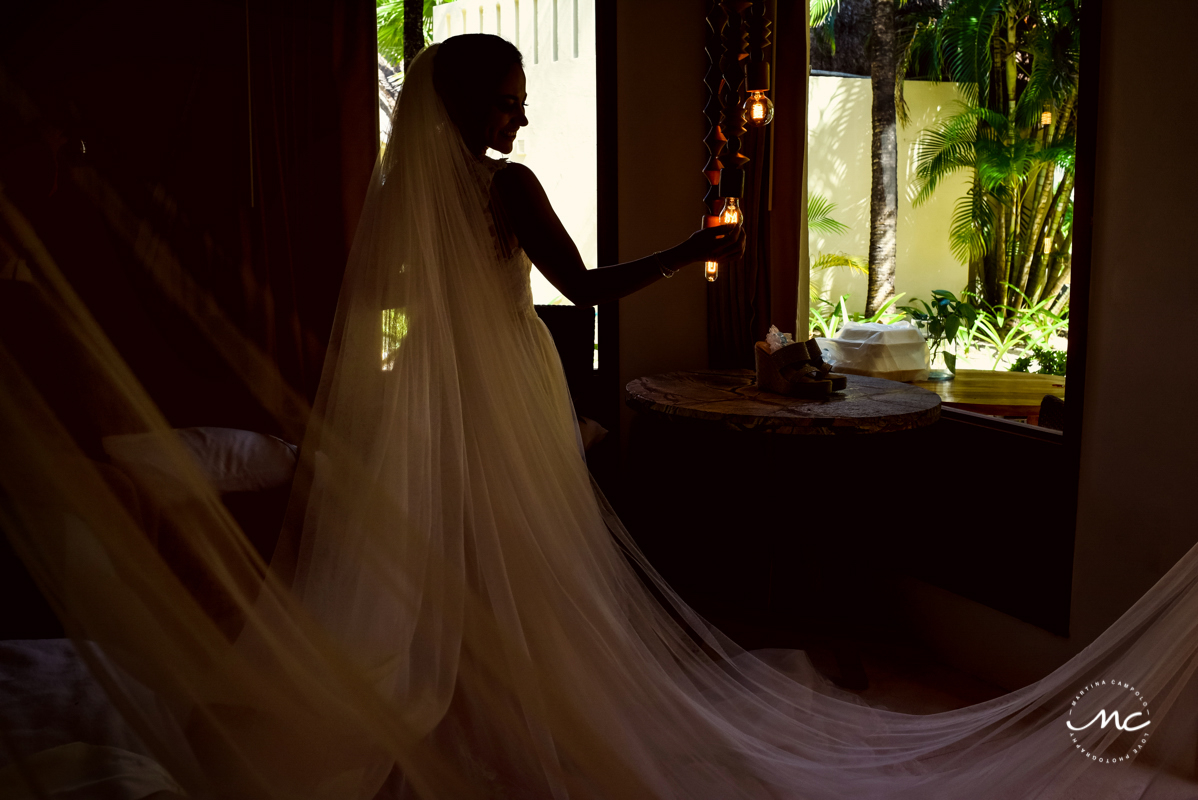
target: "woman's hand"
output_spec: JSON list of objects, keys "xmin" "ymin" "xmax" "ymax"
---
[{"xmin": 675, "ymin": 224, "xmax": 747, "ymax": 267}]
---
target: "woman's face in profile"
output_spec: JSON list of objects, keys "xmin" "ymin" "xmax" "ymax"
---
[{"xmin": 483, "ymin": 64, "xmax": 528, "ymax": 155}]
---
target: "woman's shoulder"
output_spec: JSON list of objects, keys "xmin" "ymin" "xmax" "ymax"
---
[
  {"xmin": 478, "ymin": 157, "xmax": 539, "ymax": 195},
  {"xmin": 490, "ymin": 161, "xmax": 542, "ymax": 201},
  {"xmin": 487, "ymin": 157, "xmax": 533, "ymax": 178}
]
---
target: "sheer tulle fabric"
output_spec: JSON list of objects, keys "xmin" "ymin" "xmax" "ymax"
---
[{"xmin": 4, "ymin": 44, "xmax": 1198, "ymax": 799}]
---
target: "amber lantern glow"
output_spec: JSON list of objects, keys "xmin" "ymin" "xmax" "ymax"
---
[
  {"xmin": 705, "ymin": 198, "xmax": 743, "ymax": 282},
  {"xmin": 743, "ymin": 91, "xmax": 775, "ymax": 127}
]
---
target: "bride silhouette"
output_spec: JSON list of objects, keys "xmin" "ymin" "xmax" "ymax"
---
[{"xmin": 5, "ymin": 31, "xmax": 1198, "ymax": 800}]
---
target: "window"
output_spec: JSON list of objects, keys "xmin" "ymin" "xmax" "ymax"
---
[{"xmin": 532, "ymin": 0, "xmax": 539, "ymax": 64}]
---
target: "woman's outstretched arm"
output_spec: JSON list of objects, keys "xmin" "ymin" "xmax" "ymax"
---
[{"xmin": 493, "ymin": 163, "xmax": 745, "ymax": 307}]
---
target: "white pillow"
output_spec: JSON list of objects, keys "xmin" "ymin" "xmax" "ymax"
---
[{"xmin": 102, "ymin": 427, "xmax": 297, "ymax": 496}]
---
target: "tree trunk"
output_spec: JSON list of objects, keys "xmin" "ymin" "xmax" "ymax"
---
[
  {"xmin": 1014, "ymin": 163, "xmax": 1055, "ymax": 300},
  {"xmin": 1007, "ymin": 186, "xmax": 1022, "ymax": 306},
  {"xmin": 1005, "ymin": 14, "xmax": 1017, "ymax": 116},
  {"xmin": 993, "ymin": 204, "xmax": 1008, "ymax": 309},
  {"xmin": 866, "ymin": 0, "xmax": 897, "ymax": 316},
  {"xmin": 403, "ymin": 0, "xmax": 425, "ymax": 72},
  {"xmin": 1051, "ymin": 92, "xmax": 1077, "ymax": 145},
  {"xmin": 1043, "ymin": 224, "xmax": 1075, "ymax": 304},
  {"xmin": 1043, "ymin": 170, "xmax": 1075, "ymax": 253},
  {"xmin": 967, "ymin": 255, "xmax": 985, "ymax": 300}
]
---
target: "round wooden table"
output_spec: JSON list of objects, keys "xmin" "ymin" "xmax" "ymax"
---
[
  {"xmin": 624, "ymin": 370, "xmax": 942, "ymax": 687},
  {"xmin": 626, "ymin": 369, "xmax": 941, "ymax": 435}
]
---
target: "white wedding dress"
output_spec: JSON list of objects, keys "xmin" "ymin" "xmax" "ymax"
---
[{"xmin": 4, "ymin": 42, "xmax": 1198, "ymax": 799}]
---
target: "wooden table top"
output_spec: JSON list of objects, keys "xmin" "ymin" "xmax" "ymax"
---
[
  {"xmin": 911, "ymin": 369, "xmax": 1065, "ymax": 415},
  {"xmin": 626, "ymin": 370, "xmax": 941, "ymax": 435}
]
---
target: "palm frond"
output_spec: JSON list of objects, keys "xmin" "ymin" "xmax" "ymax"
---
[
  {"xmin": 808, "ymin": 195, "xmax": 850, "ymax": 236},
  {"xmin": 377, "ymin": 0, "xmax": 406, "ymax": 66},
  {"xmin": 949, "ymin": 184, "xmax": 995, "ymax": 264},
  {"xmin": 810, "ymin": 0, "xmax": 840, "ymax": 55},
  {"xmin": 937, "ymin": 0, "xmax": 1007, "ymax": 107},
  {"xmin": 976, "ymin": 135, "xmax": 1036, "ymax": 191},
  {"xmin": 810, "ymin": 0, "xmax": 840, "ymax": 28},
  {"xmin": 895, "ymin": 11, "xmax": 945, "ymax": 125},
  {"xmin": 912, "ymin": 104, "xmax": 982, "ymax": 205},
  {"xmin": 812, "ymin": 252, "xmax": 868, "ymax": 274},
  {"xmin": 378, "ymin": 0, "xmax": 447, "ymax": 68},
  {"xmin": 1042, "ymin": 140, "xmax": 1075, "ymax": 172},
  {"xmin": 1013, "ymin": 49, "xmax": 1056, "ymax": 129}
]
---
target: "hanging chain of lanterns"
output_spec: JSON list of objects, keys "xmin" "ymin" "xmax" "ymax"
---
[
  {"xmin": 743, "ymin": 1, "xmax": 774, "ymax": 127},
  {"xmin": 701, "ymin": 0, "xmax": 774, "ymax": 282}
]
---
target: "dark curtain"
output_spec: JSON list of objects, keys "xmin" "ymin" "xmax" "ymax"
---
[
  {"xmin": 767, "ymin": 0, "xmax": 805, "ymax": 341},
  {"xmin": 706, "ymin": 0, "xmax": 804, "ymax": 369},
  {"xmin": 0, "ymin": 0, "xmax": 376, "ymax": 442}
]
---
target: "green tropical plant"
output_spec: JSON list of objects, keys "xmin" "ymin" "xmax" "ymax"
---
[
  {"xmin": 378, "ymin": 0, "xmax": 448, "ymax": 67},
  {"xmin": 965, "ymin": 283, "xmax": 1068, "ymax": 368},
  {"xmin": 807, "ymin": 196, "xmax": 908, "ymax": 336},
  {"xmin": 1010, "ymin": 344, "xmax": 1067, "ymax": 375},
  {"xmin": 808, "ymin": 194, "xmax": 850, "ymax": 237},
  {"xmin": 811, "ymin": 252, "xmax": 867, "ymax": 274},
  {"xmin": 810, "ymin": 0, "xmax": 841, "ymax": 52},
  {"xmin": 810, "ymin": 292, "xmax": 907, "ymax": 339},
  {"xmin": 903, "ymin": 0, "xmax": 1081, "ymax": 317},
  {"xmin": 808, "ymin": 194, "xmax": 867, "ymax": 301},
  {"xmin": 899, "ymin": 289, "xmax": 977, "ymax": 372}
]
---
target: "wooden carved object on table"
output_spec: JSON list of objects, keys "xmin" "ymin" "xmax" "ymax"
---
[{"xmin": 753, "ymin": 341, "xmax": 831, "ymax": 399}]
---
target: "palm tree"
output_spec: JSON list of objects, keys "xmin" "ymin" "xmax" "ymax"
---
[
  {"xmin": 904, "ymin": 0, "xmax": 1081, "ymax": 316},
  {"xmin": 866, "ymin": 0, "xmax": 899, "ymax": 316},
  {"xmin": 811, "ymin": 0, "xmax": 903, "ymax": 318}
]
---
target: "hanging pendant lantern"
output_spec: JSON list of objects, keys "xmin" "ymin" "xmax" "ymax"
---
[
  {"xmin": 743, "ymin": 90, "xmax": 775, "ymax": 126},
  {"xmin": 743, "ymin": 0, "xmax": 774, "ymax": 127},
  {"xmin": 720, "ymin": 197, "xmax": 742, "ymax": 227},
  {"xmin": 705, "ymin": 198, "xmax": 744, "ymax": 282}
]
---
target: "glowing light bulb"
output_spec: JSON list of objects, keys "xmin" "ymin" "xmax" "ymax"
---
[
  {"xmin": 1040, "ymin": 110, "xmax": 1053, "ymax": 126},
  {"xmin": 720, "ymin": 197, "xmax": 742, "ymax": 227},
  {"xmin": 742, "ymin": 91, "xmax": 775, "ymax": 127},
  {"xmin": 704, "ymin": 199, "xmax": 744, "ymax": 283}
]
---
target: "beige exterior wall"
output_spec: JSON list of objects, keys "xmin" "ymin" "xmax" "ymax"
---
[
  {"xmin": 807, "ymin": 75, "xmax": 972, "ymax": 314},
  {"xmin": 433, "ymin": 0, "xmax": 597, "ymax": 305}
]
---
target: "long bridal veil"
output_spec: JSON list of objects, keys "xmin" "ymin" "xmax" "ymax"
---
[{"xmin": 4, "ymin": 41, "xmax": 1198, "ymax": 799}]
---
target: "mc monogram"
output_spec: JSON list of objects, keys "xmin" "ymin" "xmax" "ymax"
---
[
  {"xmin": 1065, "ymin": 679, "xmax": 1153, "ymax": 764},
  {"xmin": 1066, "ymin": 708, "xmax": 1151, "ymax": 733}
]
